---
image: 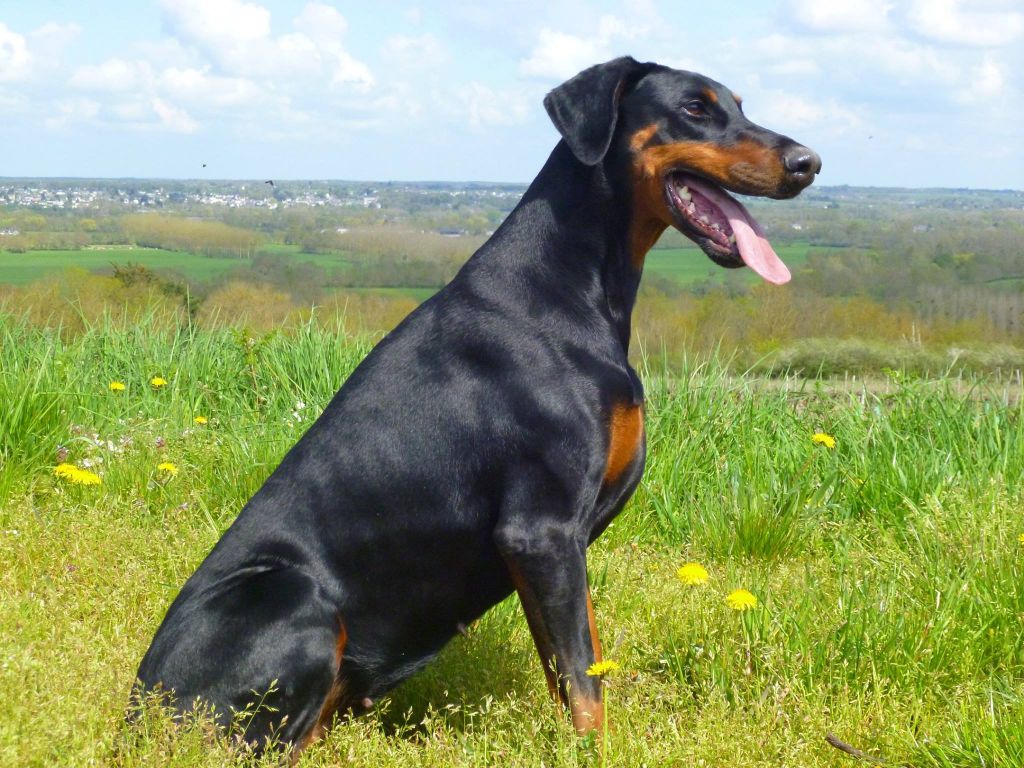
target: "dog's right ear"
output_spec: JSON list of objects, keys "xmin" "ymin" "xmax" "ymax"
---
[{"xmin": 543, "ymin": 56, "xmax": 655, "ymax": 166}]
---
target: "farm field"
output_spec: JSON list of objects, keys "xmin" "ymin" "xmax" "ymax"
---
[
  {"xmin": 0, "ymin": 245, "xmax": 358, "ymax": 286},
  {"xmin": 643, "ymin": 242, "xmax": 844, "ymax": 286},
  {"xmin": 0, "ymin": 242, "xmax": 845, "ymax": 294},
  {"xmin": 1, "ymin": 314, "xmax": 1021, "ymax": 767}
]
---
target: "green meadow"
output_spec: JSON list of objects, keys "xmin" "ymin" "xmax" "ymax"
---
[
  {"xmin": 0, "ymin": 242, "xmax": 839, "ymax": 293},
  {"xmin": 1, "ymin": 313, "xmax": 1021, "ymax": 766},
  {"xmin": 0, "ymin": 246, "xmax": 352, "ymax": 286},
  {"xmin": 0, "ymin": 247, "xmax": 245, "ymax": 285},
  {"xmin": 643, "ymin": 242, "xmax": 838, "ymax": 286}
]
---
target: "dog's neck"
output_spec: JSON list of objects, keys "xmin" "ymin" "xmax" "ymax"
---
[{"xmin": 477, "ymin": 140, "xmax": 652, "ymax": 352}]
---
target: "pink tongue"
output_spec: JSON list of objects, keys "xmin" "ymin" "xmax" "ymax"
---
[{"xmin": 689, "ymin": 180, "xmax": 791, "ymax": 285}]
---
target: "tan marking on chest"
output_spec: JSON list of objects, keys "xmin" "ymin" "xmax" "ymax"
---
[{"xmin": 604, "ymin": 403, "xmax": 643, "ymax": 485}]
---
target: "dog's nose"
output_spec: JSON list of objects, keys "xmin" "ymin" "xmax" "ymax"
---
[{"xmin": 781, "ymin": 145, "xmax": 821, "ymax": 185}]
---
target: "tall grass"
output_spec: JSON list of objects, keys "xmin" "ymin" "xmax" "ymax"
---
[{"xmin": 0, "ymin": 313, "xmax": 1021, "ymax": 766}]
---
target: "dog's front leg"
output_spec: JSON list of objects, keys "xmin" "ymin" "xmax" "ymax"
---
[{"xmin": 495, "ymin": 520, "xmax": 604, "ymax": 735}]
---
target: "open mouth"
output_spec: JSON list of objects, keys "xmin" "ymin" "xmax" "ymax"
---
[{"xmin": 664, "ymin": 172, "xmax": 791, "ymax": 285}]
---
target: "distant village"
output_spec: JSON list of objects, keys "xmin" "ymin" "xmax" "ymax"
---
[{"xmin": 0, "ymin": 180, "xmax": 526, "ymax": 213}]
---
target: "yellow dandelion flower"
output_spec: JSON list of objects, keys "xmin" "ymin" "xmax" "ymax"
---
[
  {"xmin": 677, "ymin": 562, "xmax": 710, "ymax": 586},
  {"xmin": 586, "ymin": 660, "xmax": 621, "ymax": 677},
  {"xmin": 73, "ymin": 470, "xmax": 102, "ymax": 486},
  {"xmin": 726, "ymin": 589, "xmax": 758, "ymax": 611},
  {"xmin": 53, "ymin": 463, "xmax": 102, "ymax": 486},
  {"xmin": 157, "ymin": 462, "xmax": 179, "ymax": 476},
  {"xmin": 812, "ymin": 432, "xmax": 836, "ymax": 449},
  {"xmin": 109, "ymin": 381, "xmax": 126, "ymax": 392},
  {"xmin": 150, "ymin": 376, "xmax": 168, "ymax": 389},
  {"xmin": 1018, "ymin": 533, "xmax": 1024, "ymax": 545},
  {"xmin": 193, "ymin": 415, "xmax": 208, "ymax": 425}
]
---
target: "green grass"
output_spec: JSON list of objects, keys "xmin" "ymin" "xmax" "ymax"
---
[
  {"xmin": 0, "ymin": 247, "xmax": 253, "ymax": 285},
  {"xmin": 1, "ymin": 242, "xmax": 843, "ymax": 294},
  {"xmin": 644, "ymin": 242, "xmax": 843, "ymax": 286},
  {"xmin": 0, "ymin": 314, "xmax": 1022, "ymax": 766},
  {"xmin": 0, "ymin": 246, "xmax": 437, "ymax": 301}
]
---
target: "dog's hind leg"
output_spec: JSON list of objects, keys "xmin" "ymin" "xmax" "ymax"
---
[{"xmin": 136, "ymin": 565, "xmax": 346, "ymax": 754}]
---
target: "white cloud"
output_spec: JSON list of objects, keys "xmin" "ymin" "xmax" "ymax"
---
[
  {"xmin": 382, "ymin": 33, "xmax": 448, "ymax": 70},
  {"xmin": 749, "ymin": 91, "xmax": 865, "ymax": 135},
  {"xmin": 45, "ymin": 97, "xmax": 100, "ymax": 130},
  {"xmin": 955, "ymin": 56, "xmax": 1006, "ymax": 103},
  {"xmin": 0, "ymin": 23, "xmax": 32, "ymax": 82},
  {"xmin": 905, "ymin": 0, "xmax": 1024, "ymax": 47},
  {"xmin": 770, "ymin": 59, "xmax": 822, "ymax": 76},
  {"xmin": 59, "ymin": 1, "xmax": 376, "ymax": 137},
  {"xmin": 70, "ymin": 58, "xmax": 152, "ymax": 92},
  {"xmin": 520, "ymin": 28, "xmax": 607, "ymax": 80},
  {"xmin": 458, "ymin": 82, "xmax": 530, "ymax": 129},
  {"xmin": 787, "ymin": 0, "xmax": 893, "ymax": 33},
  {"xmin": 159, "ymin": 0, "xmax": 270, "ymax": 50},
  {"xmin": 293, "ymin": 2, "xmax": 349, "ymax": 45},
  {"xmin": 159, "ymin": 67, "xmax": 263, "ymax": 108},
  {"xmin": 152, "ymin": 97, "xmax": 199, "ymax": 133},
  {"xmin": 159, "ymin": 0, "xmax": 373, "ymax": 90},
  {"xmin": 29, "ymin": 22, "xmax": 80, "ymax": 69},
  {"xmin": 519, "ymin": 14, "xmax": 648, "ymax": 80}
]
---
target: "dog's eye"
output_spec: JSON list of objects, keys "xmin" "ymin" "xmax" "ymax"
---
[{"xmin": 682, "ymin": 100, "xmax": 708, "ymax": 117}]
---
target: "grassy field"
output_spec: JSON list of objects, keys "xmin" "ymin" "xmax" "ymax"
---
[
  {"xmin": 1, "ymin": 314, "xmax": 1022, "ymax": 766},
  {"xmin": 644, "ymin": 242, "xmax": 843, "ymax": 286},
  {"xmin": 0, "ymin": 242, "xmax": 842, "ymax": 294},
  {"xmin": 0, "ymin": 247, "xmax": 246, "ymax": 285}
]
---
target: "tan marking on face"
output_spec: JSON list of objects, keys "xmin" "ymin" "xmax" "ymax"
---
[
  {"xmin": 628, "ymin": 124, "xmax": 670, "ymax": 268},
  {"xmin": 629, "ymin": 123, "xmax": 659, "ymax": 153},
  {"xmin": 629, "ymin": 138, "xmax": 787, "ymax": 261},
  {"xmin": 604, "ymin": 403, "xmax": 643, "ymax": 485},
  {"xmin": 637, "ymin": 139, "xmax": 786, "ymax": 192},
  {"xmin": 702, "ymin": 87, "xmax": 718, "ymax": 103}
]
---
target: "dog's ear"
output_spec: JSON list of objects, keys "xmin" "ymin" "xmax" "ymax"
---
[{"xmin": 543, "ymin": 56, "xmax": 655, "ymax": 166}]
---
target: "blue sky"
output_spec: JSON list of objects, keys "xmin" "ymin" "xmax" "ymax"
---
[{"xmin": 1, "ymin": 1, "xmax": 1022, "ymax": 187}]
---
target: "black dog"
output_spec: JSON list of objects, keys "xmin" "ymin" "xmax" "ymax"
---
[{"xmin": 135, "ymin": 56, "xmax": 820, "ymax": 752}]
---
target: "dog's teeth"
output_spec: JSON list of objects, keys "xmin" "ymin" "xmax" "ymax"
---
[
  {"xmin": 699, "ymin": 215, "xmax": 709, "ymax": 224},
  {"xmin": 678, "ymin": 186, "xmax": 691, "ymax": 201},
  {"xmin": 728, "ymin": 234, "xmax": 737, "ymax": 244},
  {"xmin": 687, "ymin": 202, "xmax": 696, "ymax": 213}
]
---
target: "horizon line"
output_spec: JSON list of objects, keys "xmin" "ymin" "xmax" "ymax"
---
[{"xmin": 1, "ymin": 177, "xmax": 1022, "ymax": 195}]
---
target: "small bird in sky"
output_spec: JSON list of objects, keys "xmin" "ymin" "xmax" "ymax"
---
[
  {"xmin": 265, "ymin": 180, "xmax": 274, "ymax": 187},
  {"xmin": 202, "ymin": 163, "xmax": 207, "ymax": 167}
]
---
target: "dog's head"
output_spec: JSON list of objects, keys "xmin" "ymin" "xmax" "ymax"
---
[{"xmin": 544, "ymin": 57, "xmax": 821, "ymax": 283}]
